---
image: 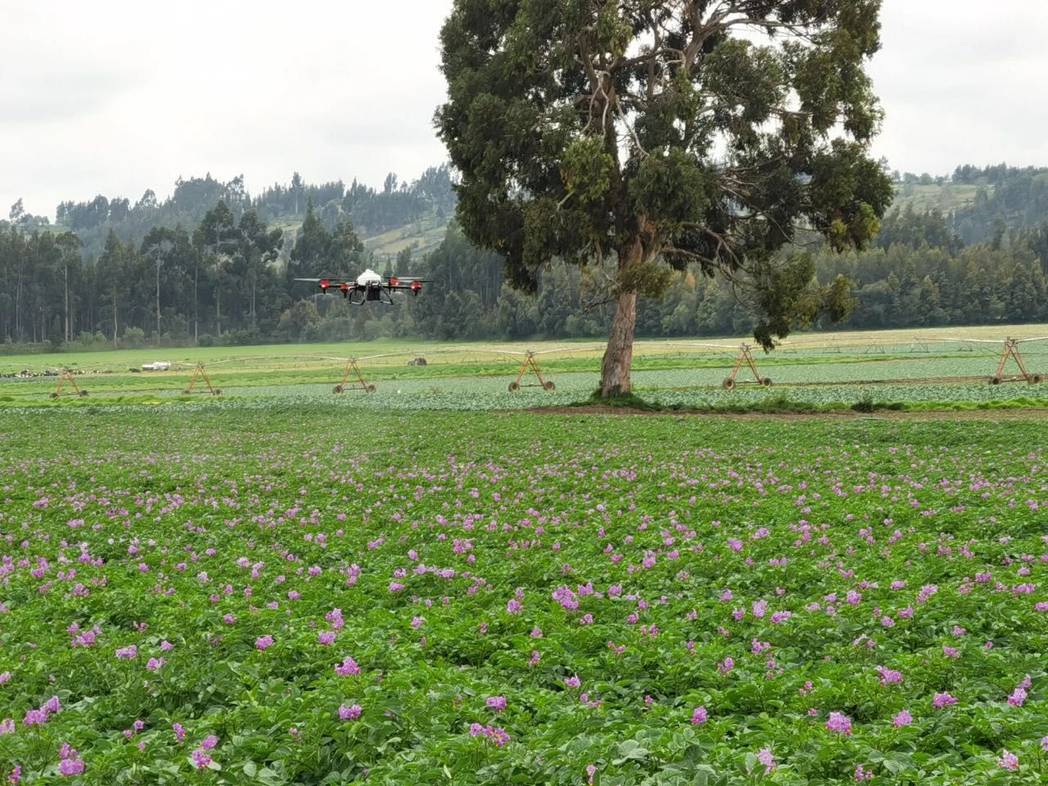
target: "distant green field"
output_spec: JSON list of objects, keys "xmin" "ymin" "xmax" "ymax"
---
[
  {"xmin": 0, "ymin": 404, "xmax": 1045, "ymax": 784},
  {"xmin": 1, "ymin": 326, "xmax": 1047, "ymax": 412},
  {"xmin": 890, "ymin": 183, "xmax": 984, "ymax": 213},
  {"xmin": 363, "ymin": 215, "xmax": 450, "ymax": 258},
  {"xmin": 251, "ymin": 212, "xmax": 450, "ymax": 263}
]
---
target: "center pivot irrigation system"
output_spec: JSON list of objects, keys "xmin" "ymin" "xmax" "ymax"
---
[
  {"xmin": 181, "ymin": 362, "xmax": 223, "ymax": 396},
  {"xmin": 498, "ymin": 350, "xmax": 558, "ymax": 392},
  {"xmin": 333, "ymin": 358, "xmax": 377, "ymax": 394},
  {"xmin": 719, "ymin": 343, "xmax": 772, "ymax": 390},
  {"xmin": 987, "ymin": 337, "xmax": 1044, "ymax": 385},
  {"xmin": 50, "ymin": 369, "xmax": 89, "ymax": 399},
  {"xmin": 13, "ymin": 333, "xmax": 1047, "ymax": 401},
  {"xmin": 318, "ymin": 355, "xmax": 397, "ymax": 394}
]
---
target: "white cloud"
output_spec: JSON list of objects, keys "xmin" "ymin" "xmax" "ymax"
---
[
  {"xmin": 1, "ymin": 0, "xmax": 452, "ymax": 217},
  {"xmin": 869, "ymin": 0, "xmax": 1048, "ymax": 175},
  {"xmin": 2, "ymin": 0, "xmax": 1046, "ymax": 219}
]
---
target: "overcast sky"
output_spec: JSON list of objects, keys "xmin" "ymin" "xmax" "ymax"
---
[{"xmin": 3, "ymin": 1, "xmax": 1047, "ymax": 219}]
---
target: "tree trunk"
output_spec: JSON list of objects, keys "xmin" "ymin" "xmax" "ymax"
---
[
  {"xmin": 600, "ymin": 289, "xmax": 638, "ymax": 397},
  {"xmin": 599, "ymin": 236, "xmax": 653, "ymax": 399}
]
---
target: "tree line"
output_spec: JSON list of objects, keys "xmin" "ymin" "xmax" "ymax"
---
[
  {"xmin": 3, "ymin": 164, "xmax": 1048, "ymax": 353},
  {"xmin": 10, "ymin": 165, "xmax": 456, "ymax": 262}
]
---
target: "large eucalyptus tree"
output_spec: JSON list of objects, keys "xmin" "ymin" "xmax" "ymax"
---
[{"xmin": 437, "ymin": 0, "xmax": 893, "ymax": 396}]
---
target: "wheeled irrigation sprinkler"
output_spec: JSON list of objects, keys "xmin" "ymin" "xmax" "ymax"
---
[
  {"xmin": 989, "ymin": 338, "xmax": 1043, "ymax": 385},
  {"xmin": 183, "ymin": 363, "xmax": 222, "ymax": 396},
  {"xmin": 50, "ymin": 369, "xmax": 88, "ymax": 399},
  {"xmin": 333, "ymin": 358, "xmax": 376, "ymax": 394},
  {"xmin": 507, "ymin": 351, "xmax": 556, "ymax": 392},
  {"xmin": 722, "ymin": 343, "xmax": 772, "ymax": 391}
]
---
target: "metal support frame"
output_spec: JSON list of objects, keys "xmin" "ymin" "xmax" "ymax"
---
[
  {"xmin": 722, "ymin": 344, "xmax": 772, "ymax": 391},
  {"xmin": 990, "ymin": 338, "xmax": 1043, "ymax": 385},
  {"xmin": 508, "ymin": 351, "xmax": 556, "ymax": 392},
  {"xmin": 50, "ymin": 369, "xmax": 88, "ymax": 399},
  {"xmin": 334, "ymin": 358, "xmax": 376, "ymax": 394},
  {"xmin": 183, "ymin": 363, "xmax": 222, "ymax": 396}
]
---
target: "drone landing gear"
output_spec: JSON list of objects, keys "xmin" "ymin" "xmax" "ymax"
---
[
  {"xmin": 722, "ymin": 344, "xmax": 772, "ymax": 391},
  {"xmin": 989, "ymin": 338, "xmax": 1042, "ymax": 385},
  {"xmin": 508, "ymin": 351, "xmax": 556, "ymax": 392},
  {"xmin": 334, "ymin": 358, "xmax": 376, "ymax": 394},
  {"xmin": 50, "ymin": 369, "xmax": 89, "ymax": 399},
  {"xmin": 183, "ymin": 363, "xmax": 222, "ymax": 396}
]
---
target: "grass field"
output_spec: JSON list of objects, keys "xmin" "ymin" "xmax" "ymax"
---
[
  {"xmin": 260, "ymin": 213, "xmax": 450, "ymax": 262},
  {"xmin": 0, "ymin": 406, "xmax": 1045, "ymax": 784},
  {"xmin": 891, "ymin": 183, "xmax": 984, "ymax": 214},
  {"xmin": 2, "ymin": 326, "xmax": 1047, "ymax": 413}
]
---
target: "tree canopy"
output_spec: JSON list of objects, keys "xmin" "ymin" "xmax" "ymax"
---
[{"xmin": 438, "ymin": 0, "xmax": 894, "ymax": 395}]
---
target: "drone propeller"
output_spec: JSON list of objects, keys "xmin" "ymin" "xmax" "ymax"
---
[{"xmin": 385, "ymin": 276, "xmax": 429, "ymax": 296}]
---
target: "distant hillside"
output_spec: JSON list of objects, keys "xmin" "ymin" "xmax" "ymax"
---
[
  {"xmin": 362, "ymin": 213, "xmax": 450, "ymax": 260},
  {"xmin": 891, "ymin": 182, "xmax": 985, "ymax": 214},
  {"xmin": 258, "ymin": 210, "xmax": 450, "ymax": 267},
  {"xmin": 32, "ymin": 165, "xmax": 456, "ymax": 264},
  {"xmin": 888, "ymin": 164, "xmax": 1048, "ymax": 245}
]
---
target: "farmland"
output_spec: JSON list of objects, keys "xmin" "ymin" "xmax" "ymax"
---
[
  {"xmin": 0, "ymin": 327, "xmax": 1047, "ymax": 784},
  {"xmin": 0, "ymin": 404, "xmax": 1046, "ymax": 784},
  {"xmin": 2, "ymin": 325, "xmax": 1048, "ymax": 413}
]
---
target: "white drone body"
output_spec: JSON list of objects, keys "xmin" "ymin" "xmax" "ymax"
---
[
  {"xmin": 356, "ymin": 269, "xmax": 384, "ymax": 286},
  {"xmin": 294, "ymin": 270, "xmax": 429, "ymax": 304}
]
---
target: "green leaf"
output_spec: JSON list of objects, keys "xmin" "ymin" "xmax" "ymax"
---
[
  {"xmin": 613, "ymin": 739, "xmax": 651, "ymax": 765},
  {"xmin": 743, "ymin": 752, "xmax": 758, "ymax": 774}
]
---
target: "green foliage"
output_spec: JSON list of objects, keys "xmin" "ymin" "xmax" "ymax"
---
[
  {"xmin": 901, "ymin": 165, "xmax": 1048, "ymax": 246},
  {"xmin": 438, "ymin": 0, "xmax": 893, "ymax": 359},
  {"xmin": 2, "ymin": 335, "xmax": 1046, "ymax": 414},
  {"xmin": 44, "ymin": 167, "xmax": 457, "ymax": 262},
  {"xmin": 751, "ymin": 255, "xmax": 830, "ymax": 349},
  {"xmin": 561, "ymin": 138, "xmax": 616, "ymax": 207},
  {"xmin": 4, "ymin": 211, "xmax": 1048, "ymax": 353},
  {"xmin": 809, "ymin": 141, "xmax": 893, "ymax": 251},
  {"xmin": 0, "ymin": 407, "xmax": 1045, "ymax": 782},
  {"xmin": 627, "ymin": 151, "xmax": 711, "ymax": 237}
]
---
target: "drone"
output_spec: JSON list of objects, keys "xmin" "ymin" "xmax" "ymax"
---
[{"xmin": 295, "ymin": 269, "xmax": 428, "ymax": 305}]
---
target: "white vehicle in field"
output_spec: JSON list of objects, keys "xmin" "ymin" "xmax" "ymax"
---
[{"xmin": 141, "ymin": 361, "xmax": 172, "ymax": 372}]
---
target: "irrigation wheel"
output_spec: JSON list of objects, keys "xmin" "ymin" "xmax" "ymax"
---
[
  {"xmin": 333, "ymin": 384, "xmax": 344, "ymax": 394},
  {"xmin": 722, "ymin": 378, "xmax": 735, "ymax": 390},
  {"xmin": 1029, "ymin": 375, "xmax": 1043, "ymax": 384},
  {"xmin": 990, "ymin": 377, "xmax": 1001, "ymax": 385},
  {"xmin": 761, "ymin": 377, "xmax": 773, "ymax": 387},
  {"xmin": 508, "ymin": 382, "xmax": 520, "ymax": 392},
  {"xmin": 366, "ymin": 384, "xmax": 377, "ymax": 393},
  {"xmin": 543, "ymin": 381, "xmax": 556, "ymax": 391},
  {"xmin": 79, "ymin": 390, "xmax": 89, "ymax": 397}
]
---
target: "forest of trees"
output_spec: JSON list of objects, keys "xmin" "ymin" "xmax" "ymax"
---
[
  {"xmin": 14, "ymin": 165, "xmax": 457, "ymax": 262},
  {"xmin": 2, "ymin": 164, "xmax": 1048, "ymax": 353}
]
